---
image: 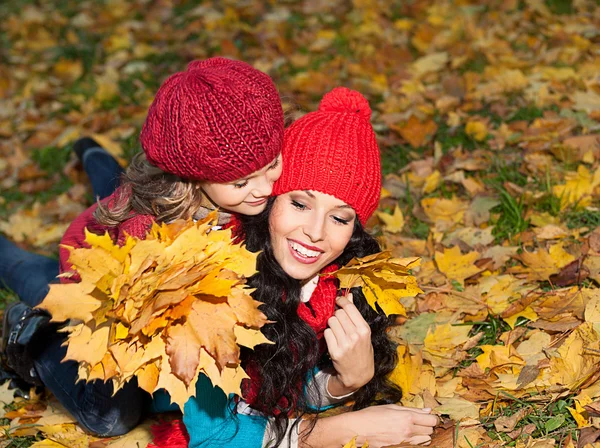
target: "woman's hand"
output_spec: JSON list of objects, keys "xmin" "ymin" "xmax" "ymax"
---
[
  {"xmin": 299, "ymin": 405, "xmax": 439, "ymax": 447},
  {"xmin": 324, "ymin": 294, "xmax": 374, "ymax": 395},
  {"xmin": 346, "ymin": 405, "xmax": 438, "ymax": 447}
]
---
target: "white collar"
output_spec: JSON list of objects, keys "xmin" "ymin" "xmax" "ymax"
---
[{"xmin": 300, "ymin": 274, "xmax": 319, "ymax": 303}]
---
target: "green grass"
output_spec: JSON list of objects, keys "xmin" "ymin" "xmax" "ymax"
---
[
  {"xmin": 482, "ymin": 393, "xmax": 578, "ymax": 446},
  {"xmin": 436, "ymin": 121, "xmax": 478, "ymax": 152},
  {"xmin": 545, "ymin": 0, "xmax": 574, "ymax": 15},
  {"xmin": 460, "ymin": 53, "xmax": 488, "ymax": 74},
  {"xmin": 533, "ymin": 169, "xmax": 562, "ymax": 216},
  {"xmin": 381, "ymin": 144, "xmax": 411, "ymax": 175},
  {"xmin": 534, "ymin": 194, "xmax": 561, "ymax": 216},
  {"xmin": 565, "ymin": 209, "xmax": 600, "ymax": 230},
  {"xmin": 490, "ymin": 187, "xmax": 529, "ymax": 243},
  {"xmin": 508, "ymin": 105, "xmax": 545, "ymax": 123},
  {"xmin": 0, "ymin": 288, "xmax": 18, "ymax": 310},
  {"xmin": 0, "ymin": 435, "xmax": 40, "ymax": 448},
  {"xmin": 487, "ymin": 161, "xmax": 529, "ymax": 187},
  {"xmin": 408, "ymin": 219, "xmax": 430, "ymax": 240},
  {"xmin": 31, "ymin": 146, "xmax": 71, "ymax": 175}
]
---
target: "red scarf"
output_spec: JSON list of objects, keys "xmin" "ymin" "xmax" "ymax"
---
[
  {"xmin": 242, "ymin": 264, "xmax": 339, "ymax": 411},
  {"xmin": 149, "ymin": 265, "xmax": 340, "ymax": 448}
]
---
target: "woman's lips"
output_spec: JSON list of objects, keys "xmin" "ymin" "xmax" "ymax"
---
[{"xmin": 287, "ymin": 239, "xmax": 323, "ymax": 265}]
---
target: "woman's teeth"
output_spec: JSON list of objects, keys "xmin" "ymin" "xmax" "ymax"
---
[{"xmin": 290, "ymin": 241, "xmax": 320, "ymax": 258}]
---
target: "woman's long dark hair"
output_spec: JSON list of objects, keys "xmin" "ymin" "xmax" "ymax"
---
[{"xmin": 238, "ymin": 197, "xmax": 402, "ymax": 447}]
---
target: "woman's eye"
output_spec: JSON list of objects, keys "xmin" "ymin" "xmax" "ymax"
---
[
  {"xmin": 333, "ymin": 216, "xmax": 350, "ymax": 225},
  {"xmin": 291, "ymin": 200, "xmax": 307, "ymax": 210},
  {"xmin": 234, "ymin": 180, "xmax": 249, "ymax": 189}
]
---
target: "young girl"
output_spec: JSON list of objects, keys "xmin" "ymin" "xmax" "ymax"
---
[
  {"xmin": 1, "ymin": 56, "xmax": 285, "ymax": 436},
  {"xmin": 60, "ymin": 56, "xmax": 284, "ymax": 277},
  {"xmin": 173, "ymin": 87, "xmax": 437, "ymax": 448}
]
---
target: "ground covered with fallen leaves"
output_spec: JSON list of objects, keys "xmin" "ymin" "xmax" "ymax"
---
[{"xmin": 1, "ymin": 0, "xmax": 600, "ymax": 447}]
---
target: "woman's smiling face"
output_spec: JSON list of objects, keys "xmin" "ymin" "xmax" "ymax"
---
[{"xmin": 269, "ymin": 190, "xmax": 356, "ymax": 281}]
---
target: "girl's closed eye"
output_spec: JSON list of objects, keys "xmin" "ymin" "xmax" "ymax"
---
[
  {"xmin": 233, "ymin": 180, "xmax": 249, "ymax": 189},
  {"xmin": 268, "ymin": 158, "xmax": 280, "ymax": 170}
]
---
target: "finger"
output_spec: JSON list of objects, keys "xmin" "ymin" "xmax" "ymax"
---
[
  {"xmin": 324, "ymin": 328, "xmax": 338, "ymax": 352},
  {"xmin": 346, "ymin": 292, "xmax": 354, "ymax": 303},
  {"xmin": 334, "ymin": 308, "xmax": 355, "ymax": 333},
  {"xmin": 336, "ymin": 296, "xmax": 370, "ymax": 329},
  {"xmin": 327, "ymin": 316, "xmax": 347, "ymax": 341},
  {"xmin": 391, "ymin": 406, "xmax": 432, "ymax": 413},
  {"xmin": 411, "ymin": 413, "xmax": 439, "ymax": 427},
  {"xmin": 407, "ymin": 435, "xmax": 431, "ymax": 445},
  {"xmin": 412, "ymin": 425, "xmax": 434, "ymax": 436}
]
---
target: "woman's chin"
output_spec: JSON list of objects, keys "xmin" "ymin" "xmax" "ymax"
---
[{"xmin": 280, "ymin": 262, "xmax": 319, "ymax": 281}]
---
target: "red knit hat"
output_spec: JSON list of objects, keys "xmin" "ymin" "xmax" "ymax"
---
[
  {"xmin": 140, "ymin": 58, "xmax": 283, "ymax": 182},
  {"xmin": 273, "ymin": 87, "xmax": 381, "ymax": 225}
]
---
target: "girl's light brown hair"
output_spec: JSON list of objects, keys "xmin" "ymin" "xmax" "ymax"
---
[{"xmin": 93, "ymin": 152, "xmax": 204, "ymax": 226}]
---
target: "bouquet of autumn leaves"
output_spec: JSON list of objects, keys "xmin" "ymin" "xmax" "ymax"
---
[{"xmin": 36, "ymin": 213, "xmax": 270, "ymax": 409}]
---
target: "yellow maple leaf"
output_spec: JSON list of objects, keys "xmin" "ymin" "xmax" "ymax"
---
[
  {"xmin": 476, "ymin": 345, "xmax": 524, "ymax": 371},
  {"xmin": 53, "ymin": 58, "xmax": 83, "ymax": 82},
  {"xmin": 503, "ymin": 306, "xmax": 538, "ymax": 329},
  {"xmin": 36, "ymin": 213, "xmax": 267, "ymax": 409},
  {"xmin": 422, "ymin": 170, "xmax": 441, "ymax": 194},
  {"xmin": 377, "ymin": 206, "xmax": 405, "ymax": 233},
  {"xmin": 330, "ymin": 252, "xmax": 421, "ymax": 316},
  {"xmin": 342, "ymin": 436, "xmax": 368, "ymax": 448},
  {"xmin": 548, "ymin": 323, "xmax": 600, "ymax": 391},
  {"xmin": 435, "ymin": 246, "xmax": 482, "ymax": 286},
  {"xmin": 421, "ymin": 196, "xmax": 468, "ymax": 229},
  {"xmin": 515, "ymin": 242, "xmax": 575, "ymax": 281},
  {"xmin": 411, "ymin": 51, "xmax": 449, "ymax": 78},
  {"xmin": 552, "ymin": 165, "xmax": 600, "ymax": 210},
  {"xmin": 388, "ymin": 345, "xmax": 424, "ymax": 396},
  {"xmin": 435, "ymin": 396, "xmax": 480, "ymax": 421},
  {"xmin": 422, "ymin": 323, "xmax": 471, "ymax": 369},
  {"xmin": 465, "ymin": 120, "xmax": 488, "ymax": 141},
  {"xmin": 567, "ymin": 395, "xmax": 592, "ymax": 428},
  {"xmin": 394, "ymin": 115, "xmax": 438, "ymax": 148}
]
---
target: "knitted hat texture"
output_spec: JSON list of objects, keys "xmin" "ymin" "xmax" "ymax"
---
[
  {"xmin": 140, "ymin": 57, "xmax": 283, "ymax": 182},
  {"xmin": 273, "ymin": 87, "xmax": 382, "ymax": 224}
]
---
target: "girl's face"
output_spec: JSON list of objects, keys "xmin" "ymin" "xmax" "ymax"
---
[
  {"xmin": 201, "ymin": 155, "xmax": 282, "ymax": 215},
  {"xmin": 269, "ymin": 190, "xmax": 356, "ymax": 281}
]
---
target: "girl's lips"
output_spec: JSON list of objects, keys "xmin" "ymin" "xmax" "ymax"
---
[
  {"xmin": 245, "ymin": 198, "xmax": 267, "ymax": 206},
  {"xmin": 287, "ymin": 240, "xmax": 322, "ymax": 264}
]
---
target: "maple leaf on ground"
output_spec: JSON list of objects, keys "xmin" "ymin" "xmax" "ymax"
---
[
  {"xmin": 329, "ymin": 251, "xmax": 422, "ymax": 316},
  {"xmin": 36, "ymin": 212, "xmax": 268, "ymax": 409},
  {"xmin": 434, "ymin": 246, "xmax": 483, "ymax": 287},
  {"xmin": 512, "ymin": 242, "xmax": 576, "ymax": 281},
  {"xmin": 393, "ymin": 115, "xmax": 438, "ymax": 148},
  {"xmin": 421, "ymin": 196, "xmax": 468, "ymax": 231},
  {"xmin": 377, "ymin": 206, "xmax": 405, "ymax": 233},
  {"xmin": 552, "ymin": 165, "xmax": 600, "ymax": 210}
]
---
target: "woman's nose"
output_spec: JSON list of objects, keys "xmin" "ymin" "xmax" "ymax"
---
[{"xmin": 303, "ymin": 216, "xmax": 325, "ymax": 242}]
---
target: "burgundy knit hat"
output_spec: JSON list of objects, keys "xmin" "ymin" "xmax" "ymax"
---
[
  {"xmin": 140, "ymin": 58, "xmax": 283, "ymax": 182},
  {"xmin": 273, "ymin": 87, "xmax": 381, "ymax": 225}
]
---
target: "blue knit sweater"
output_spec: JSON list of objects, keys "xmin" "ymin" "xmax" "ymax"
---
[{"xmin": 183, "ymin": 375, "xmax": 268, "ymax": 448}]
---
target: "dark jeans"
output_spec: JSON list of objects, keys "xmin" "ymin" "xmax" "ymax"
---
[
  {"xmin": 0, "ymin": 145, "xmax": 143, "ymax": 436},
  {"xmin": 0, "ymin": 145, "xmax": 123, "ymax": 307}
]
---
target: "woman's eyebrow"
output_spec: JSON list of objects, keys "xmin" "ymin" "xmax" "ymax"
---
[{"xmin": 302, "ymin": 191, "xmax": 353, "ymax": 210}]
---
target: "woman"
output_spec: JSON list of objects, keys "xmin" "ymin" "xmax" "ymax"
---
[{"xmin": 180, "ymin": 87, "xmax": 437, "ymax": 448}]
